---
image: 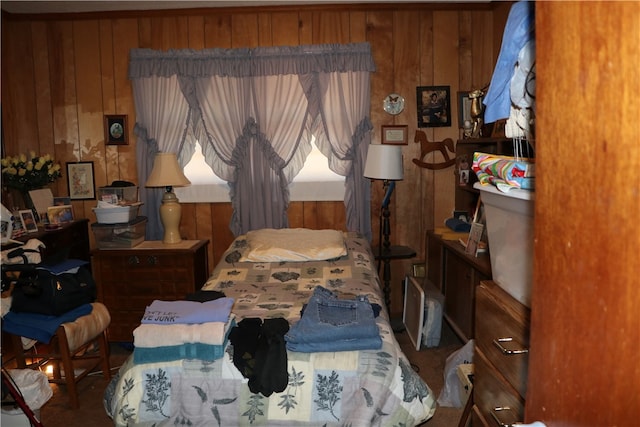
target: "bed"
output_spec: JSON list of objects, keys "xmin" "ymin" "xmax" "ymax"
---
[{"xmin": 104, "ymin": 229, "xmax": 437, "ymax": 426}]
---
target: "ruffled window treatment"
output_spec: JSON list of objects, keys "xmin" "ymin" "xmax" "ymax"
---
[{"xmin": 129, "ymin": 43, "xmax": 376, "ymax": 239}]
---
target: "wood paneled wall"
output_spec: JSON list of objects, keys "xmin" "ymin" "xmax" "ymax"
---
[{"xmin": 1, "ymin": 3, "xmax": 510, "ymax": 315}]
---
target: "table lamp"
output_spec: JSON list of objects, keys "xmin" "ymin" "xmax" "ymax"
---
[
  {"xmin": 363, "ymin": 143, "xmax": 404, "ymax": 253},
  {"xmin": 145, "ymin": 152, "xmax": 191, "ymax": 244}
]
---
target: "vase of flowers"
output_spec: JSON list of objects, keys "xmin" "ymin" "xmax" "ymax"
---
[{"xmin": 1, "ymin": 151, "xmax": 62, "ymax": 214}]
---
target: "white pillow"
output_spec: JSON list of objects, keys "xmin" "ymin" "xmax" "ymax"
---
[{"xmin": 240, "ymin": 228, "xmax": 347, "ymax": 262}]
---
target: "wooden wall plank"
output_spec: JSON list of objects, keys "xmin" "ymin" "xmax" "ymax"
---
[
  {"xmin": 188, "ymin": 16, "xmax": 205, "ymax": 49},
  {"xmin": 272, "ymin": 12, "xmax": 299, "ymax": 46},
  {"xmin": 73, "ymin": 19, "xmax": 104, "ymax": 219},
  {"xmin": 231, "ymin": 13, "xmax": 259, "ymax": 48},
  {"xmin": 313, "ymin": 11, "xmax": 350, "ymax": 44},
  {"xmin": 204, "ymin": 14, "xmax": 232, "ymax": 48},
  {"xmin": 432, "ymin": 10, "xmax": 459, "ymax": 228},
  {"xmin": 111, "ymin": 19, "xmax": 138, "ymax": 183},
  {"xmin": 257, "ymin": 12, "xmax": 272, "ymax": 46},
  {"xmin": 298, "ymin": 11, "xmax": 313, "ymax": 45}
]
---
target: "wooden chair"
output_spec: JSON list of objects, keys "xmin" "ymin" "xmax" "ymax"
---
[{"xmin": 9, "ymin": 302, "xmax": 111, "ymax": 408}]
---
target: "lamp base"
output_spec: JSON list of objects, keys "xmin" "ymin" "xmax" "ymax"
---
[{"xmin": 160, "ymin": 190, "xmax": 182, "ymax": 244}]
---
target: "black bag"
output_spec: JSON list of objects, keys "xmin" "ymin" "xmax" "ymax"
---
[{"xmin": 9, "ymin": 265, "xmax": 96, "ymax": 316}]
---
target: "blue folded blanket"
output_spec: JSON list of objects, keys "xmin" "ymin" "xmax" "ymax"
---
[{"xmin": 2, "ymin": 304, "xmax": 93, "ymax": 343}]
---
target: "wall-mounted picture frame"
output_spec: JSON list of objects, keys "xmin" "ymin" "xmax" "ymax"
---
[
  {"xmin": 381, "ymin": 125, "xmax": 409, "ymax": 145},
  {"xmin": 416, "ymin": 85, "xmax": 451, "ymax": 128},
  {"xmin": 104, "ymin": 114, "xmax": 128, "ymax": 145},
  {"xmin": 19, "ymin": 210, "xmax": 38, "ymax": 233},
  {"xmin": 67, "ymin": 161, "xmax": 96, "ymax": 200},
  {"xmin": 48, "ymin": 205, "xmax": 74, "ymax": 224},
  {"xmin": 457, "ymin": 91, "xmax": 472, "ymax": 128}
]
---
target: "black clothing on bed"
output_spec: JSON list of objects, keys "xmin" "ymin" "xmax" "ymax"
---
[
  {"xmin": 229, "ymin": 317, "xmax": 290, "ymax": 397},
  {"xmin": 185, "ymin": 289, "xmax": 226, "ymax": 302},
  {"xmin": 248, "ymin": 317, "xmax": 290, "ymax": 396}
]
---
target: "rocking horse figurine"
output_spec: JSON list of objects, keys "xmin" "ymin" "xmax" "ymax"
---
[{"xmin": 412, "ymin": 129, "xmax": 457, "ymax": 170}]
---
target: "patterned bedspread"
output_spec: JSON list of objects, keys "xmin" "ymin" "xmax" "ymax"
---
[{"xmin": 104, "ymin": 232, "xmax": 436, "ymax": 426}]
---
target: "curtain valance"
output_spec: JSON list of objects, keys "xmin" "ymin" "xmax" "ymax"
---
[{"xmin": 129, "ymin": 43, "xmax": 376, "ymax": 78}]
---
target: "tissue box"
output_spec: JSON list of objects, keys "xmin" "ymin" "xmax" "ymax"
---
[
  {"xmin": 98, "ymin": 186, "xmax": 138, "ymax": 205},
  {"xmin": 91, "ymin": 216, "xmax": 147, "ymax": 249}
]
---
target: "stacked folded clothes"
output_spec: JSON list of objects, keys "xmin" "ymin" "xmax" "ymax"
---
[
  {"xmin": 133, "ymin": 298, "xmax": 235, "ymax": 364},
  {"xmin": 472, "ymin": 152, "xmax": 535, "ymax": 192},
  {"xmin": 285, "ymin": 286, "xmax": 382, "ymax": 352}
]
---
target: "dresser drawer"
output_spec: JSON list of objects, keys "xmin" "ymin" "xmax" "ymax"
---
[
  {"xmin": 475, "ymin": 280, "xmax": 530, "ymax": 398},
  {"xmin": 474, "ymin": 347, "xmax": 525, "ymax": 426}
]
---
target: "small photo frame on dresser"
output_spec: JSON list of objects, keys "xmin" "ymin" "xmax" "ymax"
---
[
  {"xmin": 48, "ymin": 205, "xmax": 74, "ymax": 225},
  {"xmin": 19, "ymin": 210, "xmax": 38, "ymax": 233}
]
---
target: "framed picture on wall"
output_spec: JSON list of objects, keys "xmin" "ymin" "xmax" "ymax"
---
[
  {"xmin": 104, "ymin": 114, "xmax": 128, "ymax": 145},
  {"xmin": 67, "ymin": 161, "xmax": 96, "ymax": 200},
  {"xmin": 416, "ymin": 85, "xmax": 452, "ymax": 128},
  {"xmin": 381, "ymin": 125, "xmax": 409, "ymax": 145}
]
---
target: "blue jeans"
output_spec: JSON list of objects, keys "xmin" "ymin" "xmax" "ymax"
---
[{"xmin": 285, "ymin": 286, "xmax": 382, "ymax": 352}]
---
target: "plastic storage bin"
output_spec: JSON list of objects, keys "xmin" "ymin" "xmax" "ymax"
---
[
  {"xmin": 98, "ymin": 186, "xmax": 138, "ymax": 205},
  {"xmin": 93, "ymin": 202, "xmax": 142, "ymax": 224},
  {"xmin": 474, "ymin": 182, "xmax": 534, "ymax": 307},
  {"xmin": 91, "ymin": 216, "xmax": 147, "ymax": 249}
]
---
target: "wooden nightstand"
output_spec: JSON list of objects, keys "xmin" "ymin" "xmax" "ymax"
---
[{"xmin": 91, "ymin": 239, "xmax": 209, "ymax": 342}]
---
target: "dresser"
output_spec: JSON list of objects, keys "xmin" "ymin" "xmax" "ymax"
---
[
  {"xmin": 426, "ymin": 229, "xmax": 491, "ymax": 341},
  {"xmin": 472, "ymin": 280, "xmax": 530, "ymax": 426},
  {"xmin": 92, "ymin": 239, "xmax": 209, "ymax": 342},
  {"xmin": 11, "ymin": 219, "xmax": 90, "ymax": 264}
]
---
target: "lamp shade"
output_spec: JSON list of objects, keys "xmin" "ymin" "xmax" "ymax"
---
[
  {"xmin": 363, "ymin": 144, "xmax": 404, "ymax": 181},
  {"xmin": 145, "ymin": 153, "xmax": 191, "ymax": 188}
]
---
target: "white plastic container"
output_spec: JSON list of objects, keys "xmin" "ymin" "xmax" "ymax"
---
[
  {"xmin": 474, "ymin": 182, "xmax": 534, "ymax": 307},
  {"xmin": 93, "ymin": 202, "xmax": 142, "ymax": 224}
]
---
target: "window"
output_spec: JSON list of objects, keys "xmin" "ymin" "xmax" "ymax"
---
[{"xmin": 175, "ymin": 140, "xmax": 345, "ymax": 203}]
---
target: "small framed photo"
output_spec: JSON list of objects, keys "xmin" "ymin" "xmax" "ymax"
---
[
  {"xmin": 417, "ymin": 85, "xmax": 452, "ymax": 128},
  {"xmin": 67, "ymin": 161, "xmax": 96, "ymax": 200},
  {"xmin": 381, "ymin": 125, "xmax": 408, "ymax": 145},
  {"xmin": 458, "ymin": 91, "xmax": 472, "ymax": 128},
  {"xmin": 48, "ymin": 205, "xmax": 74, "ymax": 224},
  {"xmin": 53, "ymin": 196, "xmax": 71, "ymax": 206},
  {"xmin": 19, "ymin": 210, "xmax": 38, "ymax": 233},
  {"xmin": 104, "ymin": 114, "xmax": 128, "ymax": 145}
]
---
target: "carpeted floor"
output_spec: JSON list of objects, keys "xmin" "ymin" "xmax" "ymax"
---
[{"xmin": 3, "ymin": 324, "xmax": 466, "ymax": 427}]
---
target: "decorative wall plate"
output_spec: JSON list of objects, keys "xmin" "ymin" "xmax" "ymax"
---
[{"xmin": 383, "ymin": 93, "xmax": 405, "ymax": 115}]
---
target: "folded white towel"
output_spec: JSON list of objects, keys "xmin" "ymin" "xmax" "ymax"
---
[{"xmin": 133, "ymin": 314, "xmax": 235, "ymax": 348}]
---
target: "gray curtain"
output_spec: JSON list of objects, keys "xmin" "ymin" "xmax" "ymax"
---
[{"xmin": 129, "ymin": 43, "xmax": 376, "ymax": 239}]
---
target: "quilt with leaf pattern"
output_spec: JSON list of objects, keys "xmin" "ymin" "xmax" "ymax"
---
[{"xmin": 104, "ymin": 232, "xmax": 437, "ymax": 426}]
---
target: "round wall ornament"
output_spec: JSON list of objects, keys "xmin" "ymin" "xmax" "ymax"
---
[{"xmin": 383, "ymin": 93, "xmax": 405, "ymax": 115}]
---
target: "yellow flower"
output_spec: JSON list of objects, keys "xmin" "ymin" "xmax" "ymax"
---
[{"xmin": 1, "ymin": 152, "xmax": 62, "ymax": 191}]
